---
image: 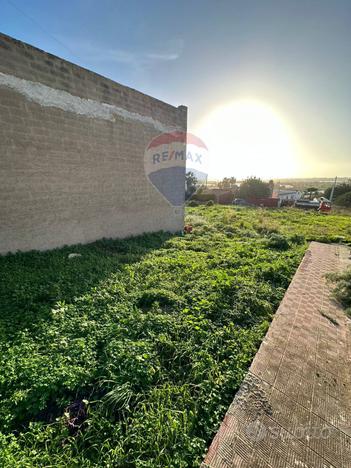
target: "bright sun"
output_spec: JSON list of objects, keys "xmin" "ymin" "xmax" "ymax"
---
[{"xmin": 194, "ymin": 99, "xmax": 300, "ymax": 180}]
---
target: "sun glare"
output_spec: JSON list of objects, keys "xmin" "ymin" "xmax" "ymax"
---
[{"xmin": 194, "ymin": 100, "xmax": 300, "ymax": 180}]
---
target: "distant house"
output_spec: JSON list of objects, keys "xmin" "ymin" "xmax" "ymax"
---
[{"xmin": 273, "ymin": 190, "xmax": 302, "ymax": 201}]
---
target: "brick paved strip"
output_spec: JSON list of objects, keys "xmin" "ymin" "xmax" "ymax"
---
[{"xmin": 202, "ymin": 242, "xmax": 351, "ymax": 468}]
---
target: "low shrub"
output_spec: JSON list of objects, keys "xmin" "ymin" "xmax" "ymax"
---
[
  {"xmin": 187, "ymin": 200, "xmax": 199, "ymax": 207},
  {"xmin": 191, "ymin": 193, "xmax": 216, "ymax": 203},
  {"xmin": 289, "ymin": 233, "xmax": 305, "ymax": 245},
  {"xmin": 335, "ymin": 191, "xmax": 351, "ymax": 207},
  {"xmin": 266, "ymin": 233, "xmax": 290, "ymax": 250},
  {"xmin": 327, "ymin": 268, "xmax": 351, "ymax": 315}
]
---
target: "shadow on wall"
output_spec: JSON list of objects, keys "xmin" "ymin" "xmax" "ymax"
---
[{"xmin": 0, "ymin": 231, "xmax": 175, "ymax": 341}]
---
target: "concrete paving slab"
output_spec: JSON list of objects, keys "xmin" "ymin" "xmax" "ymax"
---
[{"xmin": 202, "ymin": 242, "xmax": 351, "ymax": 468}]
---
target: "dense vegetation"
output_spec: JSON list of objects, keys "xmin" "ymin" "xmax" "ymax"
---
[
  {"xmin": 324, "ymin": 182, "xmax": 351, "ymax": 201},
  {"xmin": 328, "ymin": 268, "xmax": 351, "ymax": 316},
  {"xmin": 0, "ymin": 207, "xmax": 350, "ymax": 467},
  {"xmin": 237, "ymin": 176, "xmax": 271, "ymax": 199},
  {"xmin": 335, "ymin": 191, "xmax": 351, "ymax": 207}
]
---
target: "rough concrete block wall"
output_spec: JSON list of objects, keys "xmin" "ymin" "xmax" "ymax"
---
[{"xmin": 0, "ymin": 33, "xmax": 187, "ymax": 254}]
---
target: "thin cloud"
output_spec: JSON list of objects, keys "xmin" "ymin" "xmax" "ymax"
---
[
  {"xmin": 63, "ymin": 39, "xmax": 183, "ymax": 71},
  {"xmin": 145, "ymin": 52, "xmax": 180, "ymax": 61}
]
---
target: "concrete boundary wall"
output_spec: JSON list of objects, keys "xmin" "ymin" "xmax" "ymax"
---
[{"xmin": 0, "ymin": 33, "xmax": 187, "ymax": 253}]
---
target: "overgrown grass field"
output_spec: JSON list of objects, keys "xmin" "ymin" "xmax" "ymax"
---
[{"xmin": 0, "ymin": 207, "xmax": 350, "ymax": 467}]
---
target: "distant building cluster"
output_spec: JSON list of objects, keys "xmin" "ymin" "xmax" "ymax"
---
[{"xmin": 272, "ymin": 190, "xmax": 303, "ymax": 201}]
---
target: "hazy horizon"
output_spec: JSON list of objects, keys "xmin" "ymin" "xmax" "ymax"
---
[
  {"xmin": 207, "ymin": 176, "xmax": 351, "ymax": 182},
  {"xmin": 2, "ymin": 0, "xmax": 351, "ymax": 179}
]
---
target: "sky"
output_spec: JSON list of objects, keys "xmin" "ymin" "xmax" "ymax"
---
[{"xmin": 1, "ymin": 0, "xmax": 351, "ymax": 180}]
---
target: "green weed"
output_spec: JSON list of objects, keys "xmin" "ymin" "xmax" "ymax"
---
[{"xmin": 0, "ymin": 206, "xmax": 350, "ymax": 466}]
